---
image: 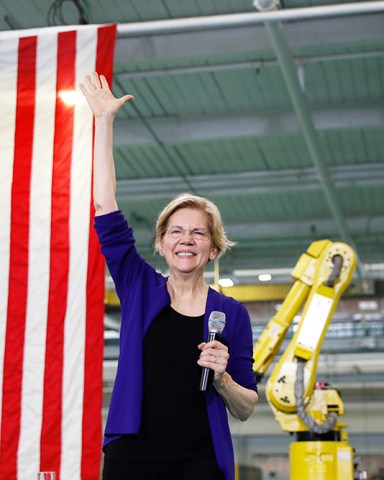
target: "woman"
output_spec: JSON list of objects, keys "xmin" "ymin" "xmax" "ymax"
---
[{"xmin": 80, "ymin": 72, "xmax": 258, "ymax": 480}]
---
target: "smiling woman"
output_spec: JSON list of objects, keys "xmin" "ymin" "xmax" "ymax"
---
[
  {"xmin": 158, "ymin": 206, "xmax": 219, "ymax": 294},
  {"xmin": 80, "ymin": 71, "xmax": 258, "ymax": 480},
  {"xmin": 154, "ymin": 192, "xmax": 236, "ymax": 258}
]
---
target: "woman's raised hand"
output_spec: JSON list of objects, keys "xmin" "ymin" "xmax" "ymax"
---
[{"xmin": 79, "ymin": 71, "xmax": 133, "ymax": 118}]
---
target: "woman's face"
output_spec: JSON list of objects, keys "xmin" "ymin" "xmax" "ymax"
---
[{"xmin": 160, "ymin": 208, "xmax": 218, "ymax": 276}]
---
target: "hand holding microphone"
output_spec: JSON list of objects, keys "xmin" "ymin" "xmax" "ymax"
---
[{"xmin": 199, "ymin": 311, "xmax": 227, "ymax": 391}]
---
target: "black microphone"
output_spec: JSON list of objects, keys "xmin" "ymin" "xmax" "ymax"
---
[{"xmin": 199, "ymin": 311, "xmax": 226, "ymax": 392}]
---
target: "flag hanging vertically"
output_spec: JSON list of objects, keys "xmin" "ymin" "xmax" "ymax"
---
[{"xmin": 0, "ymin": 24, "xmax": 116, "ymax": 479}]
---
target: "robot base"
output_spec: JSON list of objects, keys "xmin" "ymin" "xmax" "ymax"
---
[{"xmin": 290, "ymin": 440, "xmax": 354, "ymax": 480}]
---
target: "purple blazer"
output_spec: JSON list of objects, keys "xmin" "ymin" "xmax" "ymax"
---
[{"xmin": 95, "ymin": 210, "xmax": 257, "ymax": 480}]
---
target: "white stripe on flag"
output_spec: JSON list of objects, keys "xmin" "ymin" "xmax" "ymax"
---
[
  {"xmin": 17, "ymin": 33, "xmax": 58, "ymax": 479},
  {"xmin": 60, "ymin": 28, "xmax": 97, "ymax": 480},
  {"xmin": 0, "ymin": 36, "xmax": 18, "ymax": 441}
]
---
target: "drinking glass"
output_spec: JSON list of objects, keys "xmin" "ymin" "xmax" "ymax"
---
[{"xmin": 37, "ymin": 473, "xmax": 56, "ymax": 480}]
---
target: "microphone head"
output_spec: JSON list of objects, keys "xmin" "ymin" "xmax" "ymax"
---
[{"xmin": 208, "ymin": 311, "xmax": 226, "ymax": 334}]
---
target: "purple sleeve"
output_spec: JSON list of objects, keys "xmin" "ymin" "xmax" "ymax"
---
[
  {"xmin": 227, "ymin": 302, "xmax": 257, "ymax": 392},
  {"xmin": 94, "ymin": 210, "xmax": 153, "ymax": 308}
]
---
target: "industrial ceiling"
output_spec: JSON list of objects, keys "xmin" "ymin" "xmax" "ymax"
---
[{"xmin": 1, "ymin": 0, "xmax": 384, "ymax": 285}]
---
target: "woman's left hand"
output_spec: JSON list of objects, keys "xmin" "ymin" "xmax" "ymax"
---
[
  {"xmin": 198, "ymin": 340, "xmax": 258, "ymax": 420},
  {"xmin": 197, "ymin": 340, "xmax": 229, "ymax": 382}
]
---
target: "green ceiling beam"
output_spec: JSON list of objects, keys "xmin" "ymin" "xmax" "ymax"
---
[{"xmin": 264, "ymin": 20, "xmax": 365, "ymax": 278}]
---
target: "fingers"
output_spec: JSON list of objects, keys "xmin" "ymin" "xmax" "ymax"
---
[
  {"xmin": 197, "ymin": 340, "xmax": 229, "ymax": 372},
  {"xmin": 99, "ymin": 74, "xmax": 109, "ymax": 90},
  {"xmin": 80, "ymin": 72, "xmax": 134, "ymax": 103},
  {"xmin": 121, "ymin": 94, "xmax": 134, "ymax": 104},
  {"xmin": 86, "ymin": 73, "xmax": 98, "ymax": 91},
  {"xmin": 78, "ymin": 75, "xmax": 96, "ymax": 97},
  {"xmin": 202, "ymin": 340, "xmax": 227, "ymax": 351},
  {"xmin": 78, "ymin": 83, "xmax": 87, "ymax": 96},
  {"xmin": 79, "ymin": 72, "xmax": 104, "ymax": 95}
]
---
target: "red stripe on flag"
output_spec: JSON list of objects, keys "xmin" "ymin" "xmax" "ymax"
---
[
  {"xmin": 0, "ymin": 36, "xmax": 37, "ymax": 478},
  {"xmin": 95, "ymin": 24, "xmax": 117, "ymax": 87},
  {"xmin": 39, "ymin": 30, "xmax": 77, "ymax": 473},
  {"xmin": 81, "ymin": 24, "xmax": 117, "ymax": 479}
]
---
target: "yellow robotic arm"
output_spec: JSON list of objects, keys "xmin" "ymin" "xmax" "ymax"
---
[{"xmin": 253, "ymin": 239, "xmax": 366, "ymax": 479}]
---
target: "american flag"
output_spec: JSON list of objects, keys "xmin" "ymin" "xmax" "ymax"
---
[{"xmin": 0, "ymin": 24, "xmax": 116, "ymax": 479}]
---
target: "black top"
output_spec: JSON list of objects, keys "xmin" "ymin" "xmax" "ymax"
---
[{"xmin": 121, "ymin": 305, "xmax": 216, "ymax": 460}]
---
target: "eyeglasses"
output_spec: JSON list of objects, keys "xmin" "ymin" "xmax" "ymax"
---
[{"xmin": 166, "ymin": 226, "xmax": 211, "ymax": 241}]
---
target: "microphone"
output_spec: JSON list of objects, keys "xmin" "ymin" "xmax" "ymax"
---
[{"xmin": 199, "ymin": 311, "xmax": 226, "ymax": 392}]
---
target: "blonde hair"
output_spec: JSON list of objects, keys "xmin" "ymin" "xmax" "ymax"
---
[{"xmin": 154, "ymin": 193, "xmax": 235, "ymax": 258}]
